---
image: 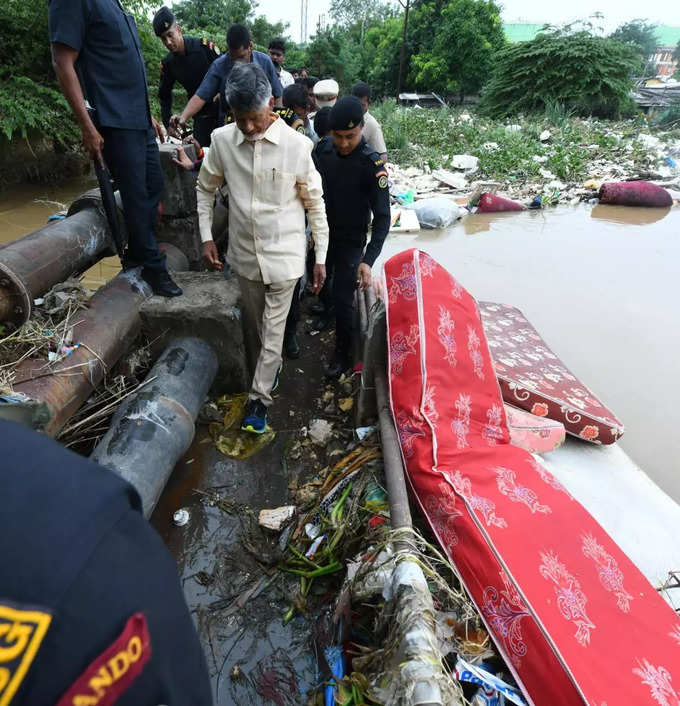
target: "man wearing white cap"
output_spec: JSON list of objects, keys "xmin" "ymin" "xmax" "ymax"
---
[{"xmin": 313, "ymin": 79, "xmax": 339, "ymax": 110}]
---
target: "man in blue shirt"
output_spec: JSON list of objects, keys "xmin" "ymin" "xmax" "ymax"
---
[
  {"xmin": 49, "ymin": 0, "xmax": 182, "ymax": 297},
  {"xmin": 170, "ymin": 23, "xmax": 282, "ymax": 136}
]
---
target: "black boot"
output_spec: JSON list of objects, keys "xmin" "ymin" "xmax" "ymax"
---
[
  {"xmin": 284, "ymin": 333, "xmax": 300, "ymax": 359},
  {"xmin": 143, "ymin": 269, "xmax": 183, "ymax": 297}
]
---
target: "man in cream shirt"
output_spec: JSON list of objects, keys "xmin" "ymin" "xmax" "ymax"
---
[{"xmin": 196, "ymin": 63, "xmax": 328, "ymax": 433}]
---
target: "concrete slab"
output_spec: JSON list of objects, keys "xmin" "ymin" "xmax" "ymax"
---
[{"xmin": 141, "ymin": 271, "xmax": 248, "ymax": 393}]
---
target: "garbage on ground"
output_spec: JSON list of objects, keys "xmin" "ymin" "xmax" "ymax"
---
[
  {"xmin": 308, "ymin": 418, "xmax": 334, "ymax": 445},
  {"xmin": 173, "ymin": 508, "xmax": 190, "ymax": 526},
  {"xmin": 258, "ymin": 505, "xmax": 296, "ymax": 531},
  {"xmin": 450, "ymin": 154, "xmax": 479, "ymax": 174},
  {"xmin": 413, "ymin": 197, "xmax": 464, "ymax": 229},
  {"xmin": 598, "ymin": 180, "xmax": 672, "ymax": 208},
  {"xmin": 433, "ymin": 169, "xmax": 469, "ymax": 190},
  {"xmin": 539, "ymin": 129, "xmax": 551, "ymax": 142},
  {"xmin": 354, "ymin": 425, "xmax": 376, "ymax": 441},
  {"xmin": 454, "ymin": 657, "xmax": 527, "ymax": 706},
  {"xmin": 475, "ymin": 193, "xmax": 526, "ymax": 213}
]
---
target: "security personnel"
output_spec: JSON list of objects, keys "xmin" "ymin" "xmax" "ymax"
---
[
  {"xmin": 49, "ymin": 0, "xmax": 182, "ymax": 298},
  {"xmin": 313, "ymin": 96, "xmax": 391, "ymax": 378},
  {"xmin": 0, "ymin": 419, "xmax": 212, "ymax": 705},
  {"xmin": 154, "ymin": 7, "xmax": 220, "ymax": 147}
]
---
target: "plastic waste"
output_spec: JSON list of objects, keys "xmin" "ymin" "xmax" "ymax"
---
[
  {"xmin": 454, "ymin": 657, "xmax": 527, "ymax": 705},
  {"xmin": 413, "ymin": 197, "xmax": 463, "ymax": 229},
  {"xmin": 476, "ymin": 193, "xmax": 526, "ymax": 213},
  {"xmin": 173, "ymin": 508, "xmax": 190, "ymax": 526},
  {"xmin": 451, "ymin": 154, "xmax": 479, "ymax": 173},
  {"xmin": 598, "ymin": 181, "xmax": 672, "ymax": 208},
  {"xmin": 395, "ymin": 189, "xmax": 415, "ymax": 205},
  {"xmin": 528, "ymin": 196, "xmax": 542, "ymax": 210}
]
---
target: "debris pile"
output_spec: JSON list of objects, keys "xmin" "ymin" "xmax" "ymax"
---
[{"xmin": 377, "ymin": 105, "xmax": 680, "ymax": 209}]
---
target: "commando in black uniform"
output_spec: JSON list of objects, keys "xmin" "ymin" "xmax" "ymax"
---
[
  {"xmin": 313, "ymin": 96, "xmax": 391, "ymax": 374},
  {"xmin": 154, "ymin": 7, "xmax": 220, "ymax": 147},
  {"xmin": 0, "ymin": 419, "xmax": 212, "ymax": 705}
]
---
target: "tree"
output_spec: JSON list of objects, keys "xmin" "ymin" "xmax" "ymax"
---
[
  {"xmin": 408, "ymin": 0, "xmax": 505, "ymax": 99},
  {"xmin": 329, "ymin": 0, "xmax": 396, "ymax": 44},
  {"xmin": 174, "ymin": 0, "xmax": 256, "ymax": 29},
  {"xmin": 364, "ymin": 17, "xmax": 405, "ymax": 97},
  {"xmin": 609, "ymin": 20, "xmax": 659, "ymax": 59},
  {"xmin": 478, "ymin": 31, "xmax": 641, "ymax": 119}
]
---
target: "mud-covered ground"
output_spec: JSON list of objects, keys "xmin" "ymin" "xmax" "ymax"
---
[{"xmin": 151, "ymin": 302, "xmax": 357, "ymax": 705}]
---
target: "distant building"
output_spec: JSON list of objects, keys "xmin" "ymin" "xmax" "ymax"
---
[{"xmin": 650, "ymin": 27, "xmax": 680, "ymax": 77}]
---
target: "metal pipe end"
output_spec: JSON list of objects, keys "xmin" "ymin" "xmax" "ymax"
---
[{"xmin": 0, "ymin": 262, "xmax": 31, "ymax": 330}]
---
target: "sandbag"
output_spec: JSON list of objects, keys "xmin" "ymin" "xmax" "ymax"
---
[
  {"xmin": 412, "ymin": 197, "xmax": 463, "ymax": 229},
  {"xmin": 476, "ymin": 193, "xmax": 526, "ymax": 213},
  {"xmin": 598, "ymin": 180, "xmax": 672, "ymax": 208}
]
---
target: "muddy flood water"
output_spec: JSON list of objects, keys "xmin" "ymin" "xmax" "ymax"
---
[{"xmin": 2, "ymin": 179, "xmax": 679, "ymax": 503}]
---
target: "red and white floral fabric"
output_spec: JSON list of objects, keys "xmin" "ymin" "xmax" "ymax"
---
[
  {"xmin": 504, "ymin": 404, "xmax": 565, "ymax": 454},
  {"xmin": 478, "ymin": 302, "xmax": 624, "ymax": 445},
  {"xmin": 384, "ymin": 249, "xmax": 680, "ymax": 706}
]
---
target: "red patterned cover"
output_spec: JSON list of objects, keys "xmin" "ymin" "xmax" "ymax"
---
[
  {"xmin": 385, "ymin": 249, "xmax": 680, "ymax": 706},
  {"xmin": 478, "ymin": 302, "xmax": 624, "ymax": 445}
]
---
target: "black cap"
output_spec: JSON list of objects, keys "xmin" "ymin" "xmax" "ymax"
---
[
  {"xmin": 153, "ymin": 6, "xmax": 175, "ymax": 36},
  {"xmin": 328, "ymin": 96, "xmax": 364, "ymax": 131}
]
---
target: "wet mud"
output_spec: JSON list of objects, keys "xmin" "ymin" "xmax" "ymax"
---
[{"xmin": 151, "ymin": 322, "xmax": 342, "ymax": 705}]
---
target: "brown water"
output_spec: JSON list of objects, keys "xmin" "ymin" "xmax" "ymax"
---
[
  {"xmin": 2, "ymin": 179, "xmax": 679, "ymax": 501},
  {"xmin": 0, "ymin": 176, "xmax": 120, "ymax": 289},
  {"xmin": 379, "ymin": 203, "xmax": 680, "ymax": 502}
]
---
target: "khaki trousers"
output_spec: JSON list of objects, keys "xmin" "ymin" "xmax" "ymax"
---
[{"xmin": 238, "ymin": 276, "xmax": 298, "ymax": 406}]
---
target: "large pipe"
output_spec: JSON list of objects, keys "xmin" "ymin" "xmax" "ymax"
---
[
  {"xmin": 4, "ymin": 270, "xmax": 152, "ymax": 436},
  {"xmin": 91, "ymin": 337, "xmax": 217, "ymax": 517},
  {"xmin": 0, "ymin": 202, "xmax": 113, "ymax": 328},
  {"xmin": 375, "ymin": 362, "xmax": 412, "ymax": 533}
]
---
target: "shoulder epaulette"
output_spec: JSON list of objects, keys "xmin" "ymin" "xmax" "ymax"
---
[{"xmin": 361, "ymin": 142, "xmax": 381, "ymax": 162}]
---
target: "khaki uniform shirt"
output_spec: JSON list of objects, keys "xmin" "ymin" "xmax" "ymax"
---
[
  {"xmin": 363, "ymin": 111, "xmax": 387, "ymax": 155},
  {"xmin": 196, "ymin": 115, "xmax": 329, "ymax": 284}
]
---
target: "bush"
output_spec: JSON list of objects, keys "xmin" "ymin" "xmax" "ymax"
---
[
  {"xmin": 478, "ymin": 31, "xmax": 641, "ymax": 119},
  {"xmin": 0, "ymin": 76, "xmax": 79, "ymax": 146}
]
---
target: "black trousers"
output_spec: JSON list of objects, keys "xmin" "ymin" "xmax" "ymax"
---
[
  {"xmin": 327, "ymin": 240, "xmax": 363, "ymax": 360},
  {"xmin": 193, "ymin": 113, "xmax": 218, "ymax": 148},
  {"xmin": 100, "ymin": 126, "xmax": 166, "ymax": 273}
]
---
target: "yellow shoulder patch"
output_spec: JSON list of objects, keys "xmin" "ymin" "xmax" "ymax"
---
[
  {"xmin": 202, "ymin": 37, "xmax": 207, "ymax": 46},
  {"xmin": 374, "ymin": 159, "xmax": 384, "ymax": 166},
  {"xmin": 0, "ymin": 603, "xmax": 52, "ymax": 706}
]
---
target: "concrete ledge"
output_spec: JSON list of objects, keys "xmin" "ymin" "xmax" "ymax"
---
[{"xmin": 140, "ymin": 271, "xmax": 248, "ymax": 393}]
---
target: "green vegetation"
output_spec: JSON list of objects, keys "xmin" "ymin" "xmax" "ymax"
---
[
  {"xmin": 1, "ymin": 0, "xmax": 676, "ymax": 187},
  {"xmin": 609, "ymin": 19, "xmax": 660, "ymax": 60},
  {"xmin": 371, "ymin": 102, "xmax": 678, "ymax": 185},
  {"xmin": 478, "ymin": 29, "xmax": 641, "ymax": 119}
]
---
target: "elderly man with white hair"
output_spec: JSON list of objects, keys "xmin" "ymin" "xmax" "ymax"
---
[{"xmin": 196, "ymin": 63, "xmax": 329, "ymax": 434}]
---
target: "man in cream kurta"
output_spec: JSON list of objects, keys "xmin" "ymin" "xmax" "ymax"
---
[{"xmin": 196, "ymin": 63, "xmax": 328, "ymax": 433}]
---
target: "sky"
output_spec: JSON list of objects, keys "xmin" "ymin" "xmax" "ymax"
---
[{"xmin": 249, "ymin": 0, "xmax": 678, "ymax": 44}]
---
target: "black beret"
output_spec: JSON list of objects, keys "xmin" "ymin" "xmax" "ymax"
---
[
  {"xmin": 328, "ymin": 96, "xmax": 364, "ymax": 131},
  {"xmin": 153, "ymin": 6, "xmax": 175, "ymax": 36}
]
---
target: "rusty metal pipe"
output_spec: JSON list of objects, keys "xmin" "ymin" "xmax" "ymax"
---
[
  {"xmin": 0, "ymin": 204, "xmax": 112, "ymax": 328},
  {"xmin": 4, "ymin": 270, "xmax": 151, "ymax": 436},
  {"xmin": 91, "ymin": 337, "xmax": 217, "ymax": 517}
]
